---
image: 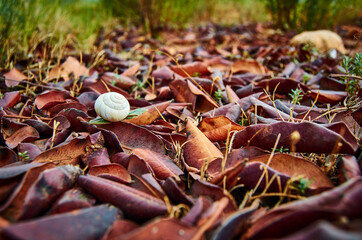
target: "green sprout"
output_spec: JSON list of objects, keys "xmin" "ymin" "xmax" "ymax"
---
[
  {"xmin": 341, "ymin": 53, "xmax": 361, "ymax": 96},
  {"xmin": 18, "ymin": 151, "xmax": 30, "ymax": 161},
  {"xmin": 289, "ymin": 88, "xmax": 303, "ymax": 105},
  {"xmin": 110, "ymin": 80, "xmax": 117, "ymax": 86},
  {"xmin": 193, "ymin": 72, "xmax": 201, "ymax": 77},
  {"xmin": 212, "ymin": 89, "xmax": 223, "ymax": 101},
  {"xmin": 272, "ymin": 146, "xmax": 289, "ymax": 153},
  {"xmin": 292, "ymin": 177, "xmax": 314, "ymax": 195}
]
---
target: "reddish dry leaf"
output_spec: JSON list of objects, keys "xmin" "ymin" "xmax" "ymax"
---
[
  {"xmin": 48, "ymin": 102, "xmax": 88, "ymax": 117},
  {"xmin": 2, "ymin": 205, "xmax": 120, "ymax": 240},
  {"xmin": 88, "ymin": 163, "xmax": 132, "ymax": 184},
  {"xmin": 78, "ymin": 175, "xmax": 168, "ymax": 221},
  {"xmin": 124, "ymin": 101, "xmax": 172, "ymax": 125},
  {"xmin": 97, "ymin": 121, "xmax": 165, "ymax": 154},
  {"xmin": 87, "ymin": 80, "xmax": 131, "ymax": 98},
  {"xmin": 48, "ymin": 56, "xmax": 88, "ymax": 81},
  {"xmin": 102, "ymin": 219, "xmax": 139, "ymax": 240},
  {"xmin": 47, "ymin": 188, "xmax": 96, "ymax": 215},
  {"xmin": 34, "ymin": 90, "xmax": 70, "ymax": 110},
  {"xmin": 211, "ymin": 205, "xmax": 257, "ymax": 240},
  {"xmin": 132, "ymin": 148, "xmax": 183, "ymax": 181},
  {"xmin": 101, "ymin": 72, "xmax": 135, "ymax": 90},
  {"xmin": 17, "ymin": 143, "xmax": 42, "ymax": 161},
  {"xmin": 0, "ymin": 163, "xmax": 55, "ymax": 221},
  {"xmin": 198, "ymin": 116, "xmax": 245, "ymax": 142},
  {"xmin": 339, "ymin": 155, "xmax": 361, "ymax": 183},
  {"xmin": 0, "ymin": 147, "xmax": 18, "ymax": 167},
  {"xmin": 0, "ymin": 91, "xmax": 21, "ymax": 108},
  {"xmin": 122, "ymin": 63, "xmax": 140, "ymax": 77},
  {"xmin": 309, "ymin": 89, "xmax": 347, "ymax": 104},
  {"xmin": 193, "ymin": 197, "xmax": 230, "ymax": 239},
  {"xmin": 81, "ymin": 147, "xmax": 111, "ymax": 167},
  {"xmin": 233, "ymin": 121, "xmax": 357, "ymax": 154},
  {"xmin": 18, "ymin": 165, "xmax": 81, "ymax": 220},
  {"xmin": 231, "ymin": 59, "xmax": 269, "ymax": 74},
  {"xmin": 4, "ymin": 68, "xmax": 27, "ymax": 87},
  {"xmin": 183, "ymin": 119, "xmax": 223, "ymax": 170},
  {"xmin": 225, "ymin": 85, "xmax": 240, "ymax": 103},
  {"xmin": 245, "ymin": 177, "xmax": 362, "ymax": 239},
  {"xmin": 161, "ymin": 177, "xmax": 194, "ymax": 206},
  {"xmin": 248, "ymin": 153, "xmax": 333, "ymax": 189},
  {"xmin": 33, "ymin": 138, "xmax": 91, "ymax": 165},
  {"xmin": 190, "ymin": 179, "xmax": 237, "ymax": 212},
  {"xmin": 5, "ymin": 125, "xmax": 39, "ymax": 149},
  {"xmin": 282, "ymin": 220, "xmax": 362, "ymax": 240},
  {"xmin": 245, "ymin": 209, "xmax": 341, "ymax": 239},
  {"xmin": 120, "ymin": 218, "xmax": 197, "ymax": 240},
  {"xmin": 170, "ymin": 79, "xmax": 218, "ymax": 113},
  {"xmin": 170, "ymin": 61, "xmax": 211, "ymax": 77},
  {"xmin": 237, "ymin": 162, "xmax": 290, "ymax": 192},
  {"xmin": 0, "ymin": 162, "xmax": 42, "ymax": 180},
  {"xmin": 254, "ymin": 78, "xmax": 309, "ymax": 95}
]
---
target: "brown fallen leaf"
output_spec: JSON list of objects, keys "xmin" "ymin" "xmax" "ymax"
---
[
  {"xmin": 33, "ymin": 138, "xmax": 91, "ymax": 165},
  {"xmin": 0, "ymin": 91, "xmax": 21, "ymax": 108},
  {"xmin": 5, "ymin": 125, "xmax": 40, "ymax": 149},
  {"xmin": 248, "ymin": 153, "xmax": 333, "ymax": 189},
  {"xmin": 231, "ymin": 59, "xmax": 269, "ymax": 74},
  {"xmin": 131, "ymin": 148, "xmax": 183, "ymax": 182},
  {"xmin": 0, "ymin": 163, "xmax": 55, "ymax": 221},
  {"xmin": 198, "ymin": 116, "xmax": 245, "ymax": 142},
  {"xmin": 48, "ymin": 56, "xmax": 89, "ymax": 81},
  {"xmin": 78, "ymin": 175, "xmax": 168, "ymax": 221},
  {"xmin": 2, "ymin": 205, "xmax": 120, "ymax": 240},
  {"xmin": 88, "ymin": 163, "xmax": 132, "ymax": 184},
  {"xmin": 96, "ymin": 121, "xmax": 165, "ymax": 154},
  {"xmin": 233, "ymin": 121, "xmax": 357, "ymax": 154},
  {"xmin": 4, "ymin": 68, "xmax": 27, "ymax": 87},
  {"xmin": 124, "ymin": 101, "xmax": 172, "ymax": 125},
  {"xmin": 183, "ymin": 119, "xmax": 223, "ymax": 170}
]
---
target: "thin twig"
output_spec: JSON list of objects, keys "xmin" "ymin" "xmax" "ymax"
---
[{"xmin": 330, "ymin": 74, "xmax": 362, "ymax": 80}]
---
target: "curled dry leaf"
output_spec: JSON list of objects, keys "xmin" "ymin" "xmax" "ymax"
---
[
  {"xmin": 198, "ymin": 116, "xmax": 245, "ymax": 142},
  {"xmin": 4, "ymin": 68, "xmax": 27, "ymax": 87},
  {"xmin": 124, "ymin": 101, "xmax": 172, "ymax": 125},
  {"xmin": 2, "ymin": 205, "xmax": 120, "ymax": 240},
  {"xmin": 33, "ymin": 138, "xmax": 91, "ymax": 166},
  {"xmin": 233, "ymin": 121, "xmax": 357, "ymax": 154},
  {"xmin": 183, "ymin": 119, "xmax": 223, "ymax": 170},
  {"xmin": 96, "ymin": 121, "xmax": 165, "ymax": 154},
  {"xmin": 77, "ymin": 175, "xmax": 168, "ymax": 221},
  {"xmin": 88, "ymin": 163, "xmax": 132, "ymax": 184},
  {"xmin": 48, "ymin": 56, "xmax": 88, "ymax": 81},
  {"xmin": 47, "ymin": 188, "xmax": 96, "ymax": 215},
  {"xmin": 0, "ymin": 91, "xmax": 21, "ymax": 108},
  {"xmin": 131, "ymin": 148, "xmax": 183, "ymax": 182},
  {"xmin": 248, "ymin": 153, "xmax": 333, "ymax": 189}
]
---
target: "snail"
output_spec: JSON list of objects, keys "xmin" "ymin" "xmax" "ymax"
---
[{"xmin": 94, "ymin": 92, "xmax": 130, "ymax": 122}]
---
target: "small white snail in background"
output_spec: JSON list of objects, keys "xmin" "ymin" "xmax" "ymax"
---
[{"xmin": 94, "ymin": 92, "xmax": 130, "ymax": 122}]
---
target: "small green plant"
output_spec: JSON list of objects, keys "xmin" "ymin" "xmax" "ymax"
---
[
  {"xmin": 212, "ymin": 89, "xmax": 223, "ymax": 101},
  {"xmin": 302, "ymin": 73, "xmax": 311, "ymax": 84},
  {"xmin": 193, "ymin": 72, "xmax": 201, "ymax": 77},
  {"xmin": 18, "ymin": 151, "xmax": 30, "ymax": 161},
  {"xmin": 272, "ymin": 146, "xmax": 289, "ymax": 152},
  {"xmin": 110, "ymin": 80, "xmax": 117, "ymax": 86},
  {"xmin": 292, "ymin": 177, "xmax": 314, "ymax": 195},
  {"xmin": 341, "ymin": 53, "xmax": 361, "ymax": 96},
  {"xmin": 289, "ymin": 88, "xmax": 303, "ymax": 105}
]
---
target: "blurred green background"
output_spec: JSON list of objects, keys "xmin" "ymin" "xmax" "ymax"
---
[{"xmin": 0, "ymin": 0, "xmax": 361, "ymax": 62}]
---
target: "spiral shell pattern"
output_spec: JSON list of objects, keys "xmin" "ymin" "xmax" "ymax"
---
[{"xmin": 94, "ymin": 92, "xmax": 130, "ymax": 122}]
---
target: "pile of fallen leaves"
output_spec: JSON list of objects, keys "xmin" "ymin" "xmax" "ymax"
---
[{"xmin": 0, "ymin": 24, "xmax": 361, "ymax": 239}]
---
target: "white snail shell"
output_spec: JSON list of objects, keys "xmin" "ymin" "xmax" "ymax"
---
[{"xmin": 94, "ymin": 92, "xmax": 130, "ymax": 122}]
